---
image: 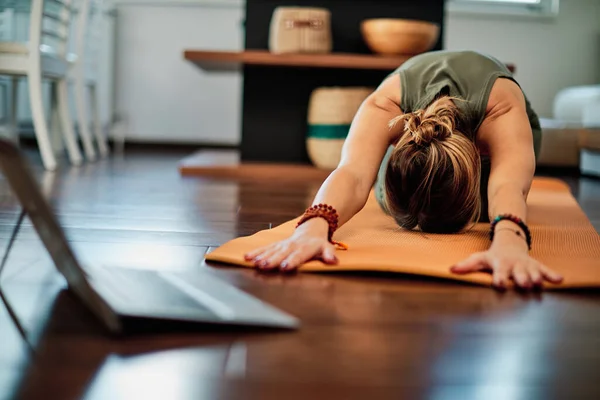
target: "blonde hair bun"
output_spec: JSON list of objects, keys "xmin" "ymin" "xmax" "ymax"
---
[{"xmin": 389, "ymin": 97, "xmax": 458, "ymax": 146}]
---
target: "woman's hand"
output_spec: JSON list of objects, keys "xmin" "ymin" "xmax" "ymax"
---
[
  {"xmin": 244, "ymin": 218, "xmax": 338, "ymax": 272},
  {"xmin": 450, "ymin": 242, "xmax": 563, "ymax": 290}
]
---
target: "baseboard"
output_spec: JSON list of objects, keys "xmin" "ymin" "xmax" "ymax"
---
[
  {"xmin": 580, "ymin": 149, "xmax": 600, "ymax": 178},
  {"xmin": 18, "ymin": 136, "xmax": 239, "ymax": 154},
  {"xmin": 113, "ymin": 141, "xmax": 239, "ymax": 152},
  {"xmin": 535, "ymin": 165, "xmax": 581, "ymax": 177}
]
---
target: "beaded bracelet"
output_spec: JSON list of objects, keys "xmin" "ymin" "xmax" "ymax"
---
[
  {"xmin": 296, "ymin": 203, "xmax": 348, "ymax": 250},
  {"xmin": 489, "ymin": 214, "xmax": 532, "ymax": 250}
]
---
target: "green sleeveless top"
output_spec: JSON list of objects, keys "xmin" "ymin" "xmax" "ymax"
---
[{"xmin": 392, "ymin": 50, "xmax": 541, "ymax": 157}]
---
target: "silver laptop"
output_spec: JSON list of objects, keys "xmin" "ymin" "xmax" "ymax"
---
[{"xmin": 0, "ymin": 139, "xmax": 299, "ymax": 334}]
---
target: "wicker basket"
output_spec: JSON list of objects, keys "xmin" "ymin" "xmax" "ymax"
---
[
  {"xmin": 269, "ymin": 7, "xmax": 332, "ymax": 54},
  {"xmin": 307, "ymin": 87, "xmax": 374, "ymax": 169}
]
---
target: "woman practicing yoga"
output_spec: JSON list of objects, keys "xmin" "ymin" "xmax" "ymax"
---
[{"xmin": 244, "ymin": 50, "xmax": 563, "ymax": 290}]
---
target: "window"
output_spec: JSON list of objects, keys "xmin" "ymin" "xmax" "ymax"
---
[{"xmin": 447, "ymin": 0, "xmax": 560, "ymax": 17}]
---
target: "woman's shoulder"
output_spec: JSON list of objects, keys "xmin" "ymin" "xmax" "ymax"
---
[
  {"xmin": 375, "ymin": 72, "xmax": 403, "ymax": 110},
  {"xmin": 485, "ymin": 78, "xmax": 527, "ymax": 116}
]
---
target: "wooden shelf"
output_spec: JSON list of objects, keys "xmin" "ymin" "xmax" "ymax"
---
[
  {"xmin": 184, "ymin": 49, "xmax": 516, "ymax": 73},
  {"xmin": 183, "ymin": 49, "xmax": 415, "ymax": 71}
]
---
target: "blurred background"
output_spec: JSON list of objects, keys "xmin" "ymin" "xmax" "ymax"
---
[{"xmin": 0, "ymin": 0, "xmax": 598, "ymax": 169}]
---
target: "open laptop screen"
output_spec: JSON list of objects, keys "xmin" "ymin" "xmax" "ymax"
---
[{"xmin": 0, "ymin": 139, "xmax": 121, "ymax": 332}]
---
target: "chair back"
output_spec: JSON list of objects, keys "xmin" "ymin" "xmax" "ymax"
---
[
  {"xmin": 31, "ymin": 0, "xmax": 77, "ymax": 58},
  {"xmin": 75, "ymin": 0, "xmax": 103, "ymax": 80},
  {"xmin": 0, "ymin": 5, "xmax": 16, "ymax": 42}
]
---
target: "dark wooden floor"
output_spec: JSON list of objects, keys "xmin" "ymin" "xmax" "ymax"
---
[{"xmin": 0, "ymin": 147, "xmax": 599, "ymax": 400}]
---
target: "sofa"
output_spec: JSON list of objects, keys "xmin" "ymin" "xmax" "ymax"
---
[{"xmin": 537, "ymin": 85, "xmax": 600, "ymax": 176}]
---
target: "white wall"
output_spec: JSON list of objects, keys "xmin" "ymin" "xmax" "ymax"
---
[
  {"xmin": 108, "ymin": 0, "xmax": 599, "ymax": 145},
  {"xmin": 113, "ymin": 1, "xmax": 244, "ymax": 145},
  {"xmin": 445, "ymin": 0, "xmax": 600, "ymax": 118}
]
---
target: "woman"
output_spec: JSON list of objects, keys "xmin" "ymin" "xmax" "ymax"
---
[{"xmin": 244, "ymin": 50, "xmax": 563, "ymax": 290}]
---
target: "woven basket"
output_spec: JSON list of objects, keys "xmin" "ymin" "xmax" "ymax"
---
[
  {"xmin": 269, "ymin": 7, "xmax": 332, "ymax": 54},
  {"xmin": 307, "ymin": 87, "xmax": 374, "ymax": 169}
]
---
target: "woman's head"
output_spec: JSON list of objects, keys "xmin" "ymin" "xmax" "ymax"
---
[{"xmin": 383, "ymin": 96, "xmax": 481, "ymax": 233}]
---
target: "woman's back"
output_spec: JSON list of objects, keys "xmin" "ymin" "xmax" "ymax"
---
[{"xmin": 393, "ymin": 50, "xmax": 541, "ymax": 155}]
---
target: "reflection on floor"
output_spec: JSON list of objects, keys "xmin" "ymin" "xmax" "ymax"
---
[{"xmin": 0, "ymin": 145, "xmax": 598, "ymax": 399}]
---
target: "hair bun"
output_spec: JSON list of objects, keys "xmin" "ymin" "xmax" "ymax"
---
[{"xmin": 389, "ymin": 97, "xmax": 458, "ymax": 146}]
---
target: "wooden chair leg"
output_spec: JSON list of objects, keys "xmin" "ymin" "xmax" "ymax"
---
[
  {"xmin": 56, "ymin": 78, "xmax": 83, "ymax": 166},
  {"xmin": 49, "ymin": 81, "xmax": 64, "ymax": 155},
  {"xmin": 89, "ymin": 84, "xmax": 109, "ymax": 157},
  {"xmin": 74, "ymin": 72, "xmax": 96, "ymax": 162},
  {"xmin": 9, "ymin": 77, "xmax": 19, "ymax": 144},
  {"xmin": 28, "ymin": 69, "xmax": 57, "ymax": 171},
  {"xmin": 0, "ymin": 81, "xmax": 8, "ymax": 141}
]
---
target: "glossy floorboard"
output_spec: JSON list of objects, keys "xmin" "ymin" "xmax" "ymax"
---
[{"xmin": 0, "ymin": 148, "xmax": 599, "ymax": 400}]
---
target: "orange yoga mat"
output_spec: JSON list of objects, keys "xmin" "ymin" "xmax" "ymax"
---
[{"xmin": 205, "ymin": 178, "xmax": 600, "ymax": 289}]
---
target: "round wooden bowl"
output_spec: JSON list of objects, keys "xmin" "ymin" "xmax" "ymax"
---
[{"xmin": 360, "ymin": 19, "xmax": 440, "ymax": 55}]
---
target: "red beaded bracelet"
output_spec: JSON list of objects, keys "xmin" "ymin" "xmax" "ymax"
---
[
  {"xmin": 296, "ymin": 203, "xmax": 348, "ymax": 250},
  {"xmin": 489, "ymin": 213, "xmax": 532, "ymax": 250}
]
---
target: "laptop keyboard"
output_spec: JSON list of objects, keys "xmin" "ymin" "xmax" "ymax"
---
[{"xmin": 91, "ymin": 267, "xmax": 216, "ymax": 317}]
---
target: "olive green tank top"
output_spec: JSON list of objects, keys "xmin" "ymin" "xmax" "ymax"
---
[{"xmin": 392, "ymin": 50, "xmax": 541, "ymax": 157}]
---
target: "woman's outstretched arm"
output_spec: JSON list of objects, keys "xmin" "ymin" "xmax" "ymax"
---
[
  {"xmin": 244, "ymin": 74, "xmax": 403, "ymax": 272},
  {"xmin": 451, "ymin": 79, "xmax": 563, "ymax": 289}
]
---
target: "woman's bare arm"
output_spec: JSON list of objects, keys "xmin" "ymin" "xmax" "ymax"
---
[
  {"xmin": 452, "ymin": 79, "xmax": 562, "ymax": 288},
  {"xmin": 294, "ymin": 75, "xmax": 403, "ymax": 237},
  {"xmin": 476, "ymin": 79, "xmax": 536, "ymax": 231},
  {"xmin": 245, "ymin": 74, "xmax": 404, "ymax": 270}
]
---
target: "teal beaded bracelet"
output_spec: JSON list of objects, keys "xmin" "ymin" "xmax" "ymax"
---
[{"xmin": 489, "ymin": 214, "xmax": 532, "ymax": 250}]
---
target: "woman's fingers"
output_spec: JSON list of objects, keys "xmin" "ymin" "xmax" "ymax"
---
[
  {"xmin": 539, "ymin": 264, "xmax": 564, "ymax": 284},
  {"xmin": 250, "ymin": 240, "xmax": 337, "ymax": 273},
  {"xmin": 527, "ymin": 262, "xmax": 543, "ymax": 287},
  {"xmin": 512, "ymin": 262, "xmax": 531, "ymax": 289},
  {"xmin": 252, "ymin": 245, "xmax": 281, "ymax": 269},
  {"xmin": 320, "ymin": 243, "xmax": 338, "ymax": 265},
  {"xmin": 492, "ymin": 262, "xmax": 510, "ymax": 290},
  {"xmin": 244, "ymin": 245, "xmax": 271, "ymax": 262},
  {"xmin": 279, "ymin": 242, "xmax": 336, "ymax": 271},
  {"xmin": 260, "ymin": 246, "xmax": 295, "ymax": 271},
  {"xmin": 513, "ymin": 262, "xmax": 562, "ymax": 290},
  {"xmin": 450, "ymin": 252, "xmax": 488, "ymax": 274},
  {"xmin": 280, "ymin": 248, "xmax": 314, "ymax": 272}
]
